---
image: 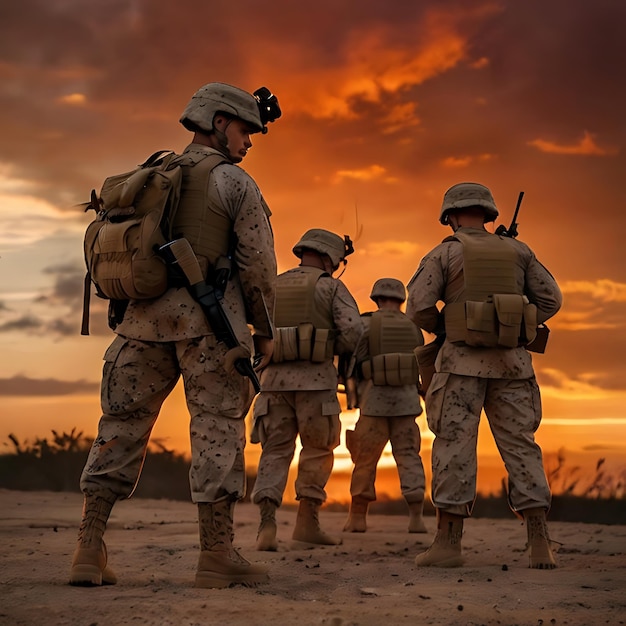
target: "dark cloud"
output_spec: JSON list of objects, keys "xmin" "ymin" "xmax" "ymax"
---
[
  {"xmin": 0, "ymin": 374, "xmax": 98, "ymax": 396},
  {"xmin": 41, "ymin": 262, "xmax": 85, "ymax": 302},
  {"xmin": 0, "ymin": 315, "xmax": 42, "ymax": 332},
  {"xmin": 1, "ymin": 0, "xmax": 626, "ymax": 396}
]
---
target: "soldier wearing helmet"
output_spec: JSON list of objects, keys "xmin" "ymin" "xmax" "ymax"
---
[
  {"xmin": 343, "ymin": 278, "xmax": 428, "ymax": 535},
  {"xmin": 251, "ymin": 228, "xmax": 363, "ymax": 551},
  {"xmin": 407, "ymin": 182, "xmax": 562, "ymax": 570},
  {"xmin": 70, "ymin": 82, "xmax": 281, "ymax": 590},
  {"xmin": 180, "ymin": 82, "xmax": 281, "ymax": 163}
]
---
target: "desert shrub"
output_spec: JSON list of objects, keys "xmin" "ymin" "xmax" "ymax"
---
[{"xmin": 0, "ymin": 430, "xmax": 192, "ymax": 501}]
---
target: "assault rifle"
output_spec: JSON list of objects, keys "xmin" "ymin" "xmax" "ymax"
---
[
  {"xmin": 495, "ymin": 191, "xmax": 524, "ymax": 238},
  {"xmin": 159, "ymin": 238, "xmax": 261, "ymax": 393}
]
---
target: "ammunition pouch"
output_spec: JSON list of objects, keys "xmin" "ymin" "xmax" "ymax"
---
[
  {"xmin": 360, "ymin": 352, "xmax": 419, "ymax": 386},
  {"xmin": 272, "ymin": 323, "xmax": 335, "ymax": 363},
  {"xmin": 444, "ymin": 294, "xmax": 538, "ymax": 348}
]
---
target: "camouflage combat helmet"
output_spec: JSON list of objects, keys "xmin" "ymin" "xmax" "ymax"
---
[
  {"xmin": 292, "ymin": 228, "xmax": 354, "ymax": 269},
  {"xmin": 440, "ymin": 182, "xmax": 499, "ymax": 225},
  {"xmin": 370, "ymin": 278, "xmax": 406, "ymax": 303},
  {"xmin": 180, "ymin": 82, "xmax": 281, "ymax": 135}
]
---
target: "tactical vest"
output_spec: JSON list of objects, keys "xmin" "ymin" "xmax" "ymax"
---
[
  {"xmin": 171, "ymin": 149, "xmax": 231, "ymax": 275},
  {"xmin": 360, "ymin": 310, "xmax": 422, "ymax": 386},
  {"xmin": 444, "ymin": 231, "xmax": 537, "ymax": 348},
  {"xmin": 272, "ymin": 267, "xmax": 336, "ymax": 363}
]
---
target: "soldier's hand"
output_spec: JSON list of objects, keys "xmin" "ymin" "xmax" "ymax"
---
[
  {"xmin": 253, "ymin": 335, "xmax": 274, "ymax": 371},
  {"xmin": 224, "ymin": 345, "xmax": 252, "ymax": 375}
]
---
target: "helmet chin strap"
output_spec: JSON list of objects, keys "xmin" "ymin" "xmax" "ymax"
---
[
  {"xmin": 448, "ymin": 215, "xmax": 460, "ymax": 231},
  {"xmin": 214, "ymin": 120, "xmax": 239, "ymax": 162}
]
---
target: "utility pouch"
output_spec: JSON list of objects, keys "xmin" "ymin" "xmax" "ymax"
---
[
  {"xmin": 522, "ymin": 300, "xmax": 538, "ymax": 345},
  {"xmin": 311, "ymin": 328, "xmax": 332, "ymax": 362},
  {"xmin": 273, "ymin": 326, "xmax": 299, "ymax": 362},
  {"xmin": 386, "ymin": 353, "xmax": 419, "ymax": 386},
  {"xmin": 493, "ymin": 294, "xmax": 525, "ymax": 348},
  {"xmin": 442, "ymin": 302, "xmax": 467, "ymax": 344},
  {"xmin": 368, "ymin": 355, "xmax": 387, "ymax": 385},
  {"xmin": 360, "ymin": 353, "xmax": 418, "ymax": 386},
  {"xmin": 464, "ymin": 300, "xmax": 498, "ymax": 348},
  {"xmin": 298, "ymin": 322, "xmax": 313, "ymax": 361}
]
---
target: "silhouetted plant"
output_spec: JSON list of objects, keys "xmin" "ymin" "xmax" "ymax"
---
[
  {"xmin": 545, "ymin": 448, "xmax": 625, "ymax": 499},
  {"xmin": 0, "ymin": 430, "xmax": 192, "ymax": 499},
  {"xmin": 1, "ymin": 431, "xmax": 624, "ymax": 523}
]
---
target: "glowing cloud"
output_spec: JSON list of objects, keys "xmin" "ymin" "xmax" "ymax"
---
[
  {"xmin": 550, "ymin": 311, "xmax": 620, "ymax": 332},
  {"xmin": 539, "ymin": 368, "xmax": 626, "ymax": 401},
  {"xmin": 560, "ymin": 279, "xmax": 626, "ymax": 302},
  {"xmin": 442, "ymin": 156, "xmax": 472, "ymax": 168},
  {"xmin": 58, "ymin": 93, "xmax": 87, "ymax": 106},
  {"xmin": 381, "ymin": 102, "xmax": 421, "ymax": 134},
  {"xmin": 286, "ymin": 13, "xmax": 469, "ymax": 122},
  {"xmin": 361, "ymin": 240, "xmax": 422, "ymax": 258},
  {"xmin": 441, "ymin": 153, "xmax": 495, "ymax": 168},
  {"xmin": 527, "ymin": 131, "xmax": 619, "ymax": 156},
  {"xmin": 332, "ymin": 164, "xmax": 395, "ymax": 184}
]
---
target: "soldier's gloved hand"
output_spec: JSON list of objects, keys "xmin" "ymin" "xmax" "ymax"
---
[{"xmin": 223, "ymin": 345, "xmax": 252, "ymax": 375}]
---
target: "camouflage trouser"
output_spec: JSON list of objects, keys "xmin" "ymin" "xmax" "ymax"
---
[
  {"xmin": 425, "ymin": 372, "xmax": 551, "ymax": 516},
  {"xmin": 251, "ymin": 390, "xmax": 341, "ymax": 505},
  {"xmin": 347, "ymin": 415, "xmax": 425, "ymax": 503},
  {"xmin": 80, "ymin": 334, "xmax": 253, "ymax": 503}
]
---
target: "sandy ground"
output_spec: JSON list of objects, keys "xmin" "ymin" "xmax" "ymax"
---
[{"xmin": 1, "ymin": 489, "xmax": 625, "ymax": 626}]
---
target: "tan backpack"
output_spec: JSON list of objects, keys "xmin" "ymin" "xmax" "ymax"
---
[{"xmin": 80, "ymin": 150, "xmax": 183, "ymax": 334}]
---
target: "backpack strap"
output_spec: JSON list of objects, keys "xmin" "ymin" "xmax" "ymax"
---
[
  {"xmin": 81, "ymin": 271, "xmax": 93, "ymax": 335},
  {"xmin": 140, "ymin": 150, "xmax": 176, "ymax": 167}
]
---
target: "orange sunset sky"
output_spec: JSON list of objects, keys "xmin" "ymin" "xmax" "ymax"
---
[{"xmin": 1, "ymin": 0, "xmax": 625, "ymax": 500}]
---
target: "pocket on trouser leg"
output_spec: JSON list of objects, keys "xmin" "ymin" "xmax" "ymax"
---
[
  {"xmin": 322, "ymin": 399, "xmax": 342, "ymax": 448},
  {"xmin": 424, "ymin": 372, "xmax": 450, "ymax": 435},
  {"xmin": 250, "ymin": 394, "xmax": 269, "ymax": 445},
  {"xmin": 101, "ymin": 336, "xmax": 162, "ymax": 417},
  {"xmin": 528, "ymin": 377, "xmax": 542, "ymax": 432}
]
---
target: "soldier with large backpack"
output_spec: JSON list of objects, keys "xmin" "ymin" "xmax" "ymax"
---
[
  {"xmin": 69, "ymin": 82, "xmax": 281, "ymax": 589},
  {"xmin": 407, "ymin": 182, "xmax": 562, "ymax": 569}
]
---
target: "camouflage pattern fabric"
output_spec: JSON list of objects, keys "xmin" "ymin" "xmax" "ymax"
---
[
  {"xmin": 347, "ymin": 414, "xmax": 425, "ymax": 504},
  {"xmin": 347, "ymin": 312, "xmax": 426, "ymax": 504},
  {"xmin": 81, "ymin": 145, "xmax": 276, "ymax": 504},
  {"xmin": 251, "ymin": 389, "xmax": 342, "ymax": 505},
  {"xmin": 251, "ymin": 269, "xmax": 362, "ymax": 504},
  {"xmin": 407, "ymin": 227, "xmax": 562, "ymax": 515}
]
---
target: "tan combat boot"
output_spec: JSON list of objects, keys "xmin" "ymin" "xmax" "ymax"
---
[
  {"xmin": 69, "ymin": 491, "xmax": 117, "ymax": 586},
  {"xmin": 292, "ymin": 497, "xmax": 342, "ymax": 545},
  {"xmin": 407, "ymin": 500, "xmax": 428, "ymax": 534},
  {"xmin": 523, "ymin": 507, "xmax": 557, "ymax": 569},
  {"xmin": 343, "ymin": 497, "xmax": 369, "ymax": 532},
  {"xmin": 255, "ymin": 498, "xmax": 279, "ymax": 551},
  {"xmin": 195, "ymin": 499, "xmax": 270, "ymax": 588},
  {"xmin": 414, "ymin": 511, "xmax": 464, "ymax": 567}
]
